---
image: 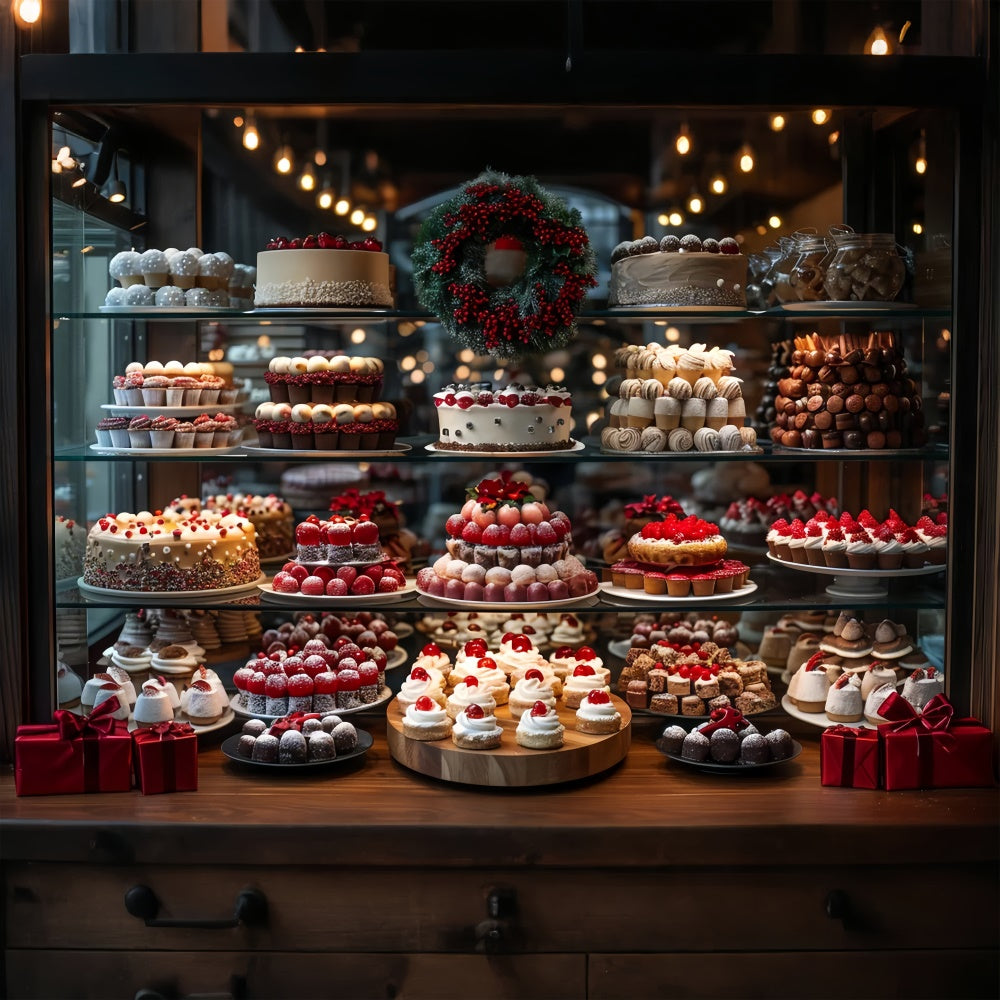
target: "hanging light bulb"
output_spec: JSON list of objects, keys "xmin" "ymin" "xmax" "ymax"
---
[
  {"xmin": 668, "ymin": 210, "xmax": 684, "ymax": 227},
  {"xmin": 768, "ymin": 215, "xmax": 782, "ymax": 229},
  {"xmin": 769, "ymin": 114, "xmax": 786, "ymax": 132},
  {"xmin": 314, "ymin": 149, "xmax": 327, "ymax": 167},
  {"xmin": 709, "ymin": 173, "xmax": 727, "ymax": 195},
  {"xmin": 912, "ymin": 222, "xmax": 924, "ymax": 235},
  {"xmin": 242, "ymin": 117, "xmax": 259, "ymax": 151},
  {"xmin": 864, "ymin": 24, "xmax": 893, "ymax": 55},
  {"xmin": 316, "ymin": 180, "xmax": 335, "ymax": 210},
  {"xmin": 106, "ymin": 152, "xmax": 126, "ymax": 203},
  {"xmin": 361, "ymin": 215, "xmax": 378, "ymax": 232},
  {"xmin": 297, "ymin": 162, "xmax": 316, "ymax": 191},
  {"xmin": 674, "ymin": 123, "xmax": 692, "ymax": 156},
  {"xmin": 233, "ymin": 115, "xmax": 244, "ymax": 129},
  {"xmin": 811, "ymin": 109, "xmax": 831, "ymax": 126},
  {"xmin": 273, "ymin": 145, "xmax": 294, "ymax": 175},
  {"xmin": 687, "ymin": 190, "xmax": 704, "ymax": 214},
  {"xmin": 914, "ymin": 130, "xmax": 927, "ymax": 175},
  {"xmin": 334, "ymin": 197, "xmax": 351, "ymax": 216},
  {"xmin": 657, "ymin": 212, "xmax": 669, "ymax": 226},
  {"xmin": 349, "ymin": 207, "xmax": 365, "ymax": 226},
  {"xmin": 738, "ymin": 144, "xmax": 755, "ymax": 173},
  {"xmin": 13, "ymin": 0, "xmax": 42, "ymax": 26}
]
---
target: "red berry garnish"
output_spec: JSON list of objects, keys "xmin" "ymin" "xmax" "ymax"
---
[
  {"xmin": 465, "ymin": 703, "xmax": 485, "ymax": 720},
  {"xmin": 530, "ymin": 700, "xmax": 549, "ymax": 717},
  {"xmin": 572, "ymin": 664, "xmax": 596, "ymax": 676},
  {"xmin": 302, "ymin": 234, "xmax": 318, "ymax": 249},
  {"xmin": 465, "ymin": 639, "xmax": 488, "ymax": 657},
  {"xmin": 414, "ymin": 695, "xmax": 435, "ymax": 712},
  {"xmin": 555, "ymin": 646, "xmax": 574, "ymax": 658},
  {"xmin": 477, "ymin": 657, "xmax": 498, "ymax": 671},
  {"xmin": 524, "ymin": 668, "xmax": 544, "ymax": 681},
  {"xmin": 463, "ymin": 676, "xmax": 480, "ymax": 687},
  {"xmin": 410, "ymin": 666, "xmax": 430, "ymax": 681},
  {"xmin": 586, "ymin": 688, "xmax": 611, "ymax": 704},
  {"xmin": 421, "ymin": 643, "xmax": 441, "ymax": 656},
  {"xmin": 509, "ymin": 635, "xmax": 533, "ymax": 652},
  {"xmin": 576, "ymin": 646, "xmax": 596, "ymax": 660}
]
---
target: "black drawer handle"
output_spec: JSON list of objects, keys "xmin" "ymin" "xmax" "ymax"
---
[{"xmin": 124, "ymin": 885, "xmax": 267, "ymax": 929}]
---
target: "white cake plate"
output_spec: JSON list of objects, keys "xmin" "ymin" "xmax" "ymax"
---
[
  {"xmin": 90, "ymin": 444, "xmax": 242, "ymax": 457},
  {"xmin": 258, "ymin": 580, "xmax": 416, "ymax": 606},
  {"xmin": 423, "ymin": 440, "xmax": 585, "ymax": 458},
  {"xmin": 766, "ymin": 553, "xmax": 944, "ymax": 599},
  {"xmin": 77, "ymin": 575, "xmax": 266, "ymax": 604},
  {"xmin": 600, "ymin": 581, "xmax": 758, "ymax": 604}
]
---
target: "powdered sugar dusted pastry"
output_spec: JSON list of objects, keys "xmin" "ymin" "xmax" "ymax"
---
[
  {"xmin": 864, "ymin": 682, "xmax": 898, "ymax": 725},
  {"xmin": 90, "ymin": 682, "xmax": 129, "ymax": 720},
  {"xmin": 575, "ymin": 689, "xmax": 622, "ymax": 735},
  {"xmin": 451, "ymin": 704, "xmax": 503, "ymax": 750},
  {"xmin": 142, "ymin": 674, "xmax": 182, "ymax": 710},
  {"xmin": 132, "ymin": 684, "xmax": 176, "ymax": 727},
  {"xmin": 181, "ymin": 678, "xmax": 224, "ymax": 725},
  {"xmin": 824, "ymin": 672, "xmax": 863, "ymax": 723},
  {"xmin": 515, "ymin": 700, "xmax": 565, "ymax": 749},
  {"xmin": 401, "ymin": 695, "xmax": 453, "ymax": 741},
  {"xmin": 901, "ymin": 667, "xmax": 944, "ymax": 711}
]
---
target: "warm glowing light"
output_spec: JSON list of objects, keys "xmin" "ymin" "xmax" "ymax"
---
[
  {"xmin": 410, "ymin": 369, "xmax": 425, "ymax": 384},
  {"xmin": 233, "ymin": 115, "xmax": 244, "ymax": 128},
  {"xmin": 317, "ymin": 188, "xmax": 334, "ymax": 210},
  {"xmin": 297, "ymin": 164, "xmax": 316, "ymax": 191},
  {"xmin": 397, "ymin": 322, "xmax": 415, "ymax": 337},
  {"xmin": 665, "ymin": 327, "xmax": 681, "ymax": 343},
  {"xmin": 550, "ymin": 366, "xmax": 565, "ymax": 382},
  {"xmin": 756, "ymin": 224, "xmax": 768, "ymax": 236},
  {"xmin": 828, "ymin": 130, "xmax": 840, "ymax": 146},
  {"xmin": 710, "ymin": 174, "xmax": 727, "ymax": 195},
  {"xmin": 653, "ymin": 320, "xmax": 666, "ymax": 327},
  {"xmin": 657, "ymin": 213, "xmax": 669, "ymax": 226},
  {"xmin": 256, "ymin": 334, "xmax": 271, "ymax": 349},
  {"xmin": 455, "ymin": 365, "xmax": 471, "ymax": 380},
  {"xmin": 350, "ymin": 328, "xmax": 366, "ymax": 345},
  {"xmin": 274, "ymin": 146, "xmax": 294, "ymax": 174},
  {"xmin": 912, "ymin": 222, "xmax": 924, "ymax": 235},
  {"xmin": 941, "ymin": 329, "xmax": 951, "ymax": 341},
  {"xmin": 242, "ymin": 119, "xmax": 259, "ymax": 151},
  {"xmin": 361, "ymin": 215, "xmax": 377, "ymax": 232},
  {"xmin": 349, "ymin": 208, "xmax": 365, "ymax": 225},
  {"xmin": 674, "ymin": 125, "xmax": 691, "ymax": 156},
  {"xmin": 72, "ymin": 174, "xmax": 86, "ymax": 188},
  {"xmin": 80, "ymin": 245, "xmax": 93, "ymax": 254},
  {"xmin": 586, "ymin": 411, "xmax": 601, "ymax": 431},
  {"xmin": 593, "ymin": 353, "xmax": 607, "ymax": 370},
  {"xmin": 769, "ymin": 215, "xmax": 782, "ymax": 229},
  {"xmin": 769, "ymin": 114, "xmax": 786, "ymax": 132},
  {"xmin": 422, "ymin": 361, "xmax": 435, "ymax": 373},
  {"xmin": 687, "ymin": 192, "xmax": 704, "ymax": 214},
  {"xmin": 811, "ymin": 109, "xmax": 831, "ymax": 126},
  {"xmin": 334, "ymin": 198, "xmax": 350, "ymax": 215},
  {"xmin": 592, "ymin": 371, "xmax": 607, "ymax": 386},
  {"xmin": 494, "ymin": 368, "xmax": 505, "ymax": 381},
  {"xmin": 13, "ymin": 0, "xmax": 42, "ymax": 26},
  {"xmin": 668, "ymin": 211, "xmax": 683, "ymax": 227},
  {"xmin": 208, "ymin": 349, "xmax": 224, "ymax": 362},
  {"xmin": 314, "ymin": 150, "xmax": 327, "ymax": 167},
  {"xmin": 864, "ymin": 25, "xmax": 892, "ymax": 56},
  {"xmin": 108, "ymin": 186, "xmax": 126, "ymax": 203},
  {"xmin": 401, "ymin": 356, "xmax": 416, "ymax": 371},
  {"xmin": 458, "ymin": 349, "xmax": 474, "ymax": 362},
  {"xmin": 915, "ymin": 156, "xmax": 927, "ymax": 175},
  {"xmin": 738, "ymin": 145, "xmax": 755, "ymax": 173}
]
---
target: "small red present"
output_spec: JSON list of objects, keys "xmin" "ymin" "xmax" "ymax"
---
[
  {"xmin": 878, "ymin": 692, "xmax": 995, "ymax": 791},
  {"xmin": 15, "ymin": 698, "xmax": 132, "ymax": 796},
  {"xmin": 132, "ymin": 721, "xmax": 199, "ymax": 795},
  {"xmin": 821, "ymin": 724, "xmax": 881, "ymax": 788}
]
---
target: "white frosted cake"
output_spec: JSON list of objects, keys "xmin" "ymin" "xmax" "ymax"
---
[
  {"xmin": 433, "ymin": 384, "xmax": 573, "ymax": 452},
  {"xmin": 609, "ymin": 235, "xmax": 747, "ymax": 308},
  {"xmin": 255, "ymin": 237, "xmax": 392, "ymax": 308}
]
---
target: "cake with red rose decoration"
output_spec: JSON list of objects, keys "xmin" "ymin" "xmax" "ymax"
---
[
  {"xmin": 254, "ymin": 234, "xmax": 392, "ymax": 308},
  {"xmin": 82, "ymin": 508, "xmax": 260, "ymax": 593},
  {"xmin": 433, "ymin": 382, "xmax": 573, "ymax": 451},
  {"xmin": 600, "ymin": 494, "xmax": 687, "ymax": 564},
  {"xmin": 416, "ymin": 472, "xmax": 598, "ymax": 603}
]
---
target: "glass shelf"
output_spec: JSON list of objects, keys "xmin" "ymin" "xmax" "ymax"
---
[{"xmin": 54, "ymin": 438, "xmax": 950, "ymax": 463}]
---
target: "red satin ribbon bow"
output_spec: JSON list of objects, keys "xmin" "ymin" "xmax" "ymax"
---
[
  {"xmin": 699, "ymin": 706, "xmax": 748, "ymax": 736},
  {"xmin": 133, "ymin": 722, "xmax": 195, "ymax": 743},
  {"xmin": 54, "ymin": 696, "xmax": 121, "ymax": 740},
  {"xmin": 878, "ymin": 691, "xmax": 957, "ymax": 751}
]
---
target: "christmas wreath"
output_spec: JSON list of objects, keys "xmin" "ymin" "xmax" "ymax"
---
[{"xmin": 412, "ymin": 169, "xmax": 597, "ymax": 357}]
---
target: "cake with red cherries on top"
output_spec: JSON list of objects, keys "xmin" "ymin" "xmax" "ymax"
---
[
  {"xmin": 433, "ymin": 382, "xmax": 573, "ymax": 452},
  {"xmin": 169, "ymin": 492, "xmax": 294, "ymax": 562},
  {"xmin": 254, "ymin": 234, "xmax": 392, "ymax": 308},
  {"xmin": 416, "ymin": 471, "xmax": 598, "ymax": 603},
  {"xmin": 82, "ymin": 508, "xmax": 260, "ymax": 592}
]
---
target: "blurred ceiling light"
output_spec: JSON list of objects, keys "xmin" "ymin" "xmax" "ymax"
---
[
  {"xmin": 756, "ymin": 224, "xmax": 768, "ymax": 236},
  {"xmin": 738, "ymin": 144, "xmax": 755, "ymax": 173},
  {"xmin": 233, "ymin": 115, "xmax": 244, "ymax": 128},
  {"xmin": 811, "ymin": 109, "xmax": 831, "ymax": 126},
  {"xmin": 242, "ymin": 117, "xmax": 259, "ymax": 151},
  {"xmin": 317, "ymin": 185, "xmax": 334, "ymax": 210},
  {"xmin": 915, "ymin": 130, "xmax": 927, "ymax": 174},
  {"xmin": 709, "ymin": 173, "xmax": 727, "ymax": 195},
  {"xmin": 550, "ymin": 366, "xmax": 565, "ymax": 382},
  {"xmin": 769, "ymin": 114, "xmax": 786, "ymax": 132},
  {"xmin": 828, "ymin": 130, "xmax": 840, "ymax": 146},
  {"xmin": 13, "ymin": 0, "xmax": 42, "ymax": 26},
  {"xmin": 665, "ymin": 327, "xmax": 681, "ymax": 343},
  {"xmin": 687, "ymin": 191, "xmax": 704, "ymax": 214},
  {"xmin": 657, "ymin": 212, "xmax": 669, "ymax": 226},
  {"xmin": 361, "ymin": 215, "xmax": 377, "ymax": 232},
  {"xmin": 674, "ymin": 123, "xmax": 692, "ymax": 156},
  {"xmin": 350, "ymin": 328, "xmax": 366, "ymax": 344},
  {"xmin": 314, "ymin": 149, "xmax": 327, "ymax": 167},
  {"xmin": 912, "ymin": 222, "xmax": 924, "ymax": 235},
  {"xmin": 349, "ymin": 207, "xmax": 365, "ymax": 225},
  {"xmin": 297, "ymin": 163, "xmax": 316, "ymax": 191},
  {"xmin": 334, "ymin": 197, "xmax": 350, "ymax": 215},
  {"xmin": 768, "ymin": 215, "xmax": 782, "ymax": 229},
  {"xmin": 668, "ymin": 210, "xmax": 684, "ymax": 227},
  {"xmin": 273, "ymin": 145, "xmax": 294, "ymax": 174},
  {"xmin": 864, "ymin": 24, "xmax": 893, "ymax": 55}
]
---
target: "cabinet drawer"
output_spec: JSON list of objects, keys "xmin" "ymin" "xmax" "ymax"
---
[
  {"xmin": 6, "ymin": 862, "xmax": 997, "ymax": 952},
  {"xmin": 4, "ymin": 950, "xmax": 584, "ymax": 1000},
  {"xmin": 589, "ymin": 951, "xmax": 1000, "ymax": 1000}
]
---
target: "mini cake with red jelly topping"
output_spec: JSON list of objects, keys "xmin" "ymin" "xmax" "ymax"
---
[
  {"xmin": 515, "ymin": 700, "xmax": 565, "ymax": 749},
  {"xmin": 626, "ymin": 513, "xmax": 728, "ymax": 567},
  {"xmin": 433, "ymin": 383, "xmax": 573, "ymax": 451},
  {"xmin": 451, "ymin": 703, "xmax": 504, "ymax": 750},
  {"xmin": 575, "ymin": 688, "xmax": 622, "ymax": 735},
  {"xmin": 401, "ymin": 694, "xmax": 453, "ymax": 741},
  {"xmin": 83, "ymin": 509, "xmax": 260, "ymax": 593},
  {"xmin": 416, "ymin": 471, "xmax": 598, "ymax": 603},
  {"xmin": 255, "ymin": 235, "xmax": 392, "ymax": 308}
]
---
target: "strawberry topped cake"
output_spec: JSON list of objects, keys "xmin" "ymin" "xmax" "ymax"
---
[
  {"xmin": 767, "ymin": 507, "xmax": 946, "ymax": 570},
  {"xmin": 416, "ymin": 471, "xmax": 598, "ymax": 604},
  {"xmin": 254, "ymin": 234, "xmax": 392, "ymax": 308},
  {"xmin": 433, "ymin": 382, "xmax": 573, "ymax": 451}
]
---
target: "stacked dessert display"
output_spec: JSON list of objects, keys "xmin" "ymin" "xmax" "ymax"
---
[
  {"xmin": 430, "ymin": 383, "xmax": 577, "ymax": 453},
  {"xmin": 254, "ymin": 234, "xmax": 392, "ymax": 308},
  {"xmin": 416, "ymin": 610, "xmax": 596, "ymax": 652},
  {"xmin": 607, "ymin": 234, "xmax": 747, "ymax": 308},
  {"xmin": 768, "ymin": 331, "xmax": 925, "ymax": 450},
  {"xmin": 415, "ymin": 471, "xmax": 599, "ymax": 606},
  {"xmin": 601, "ymin": 342, "xmax": 758, "ymax": 454},
  {"xmin": 104, "ymin": 247, "xmax": 250, "ymax": 311},
  {"xmin": 251, "ymin": 352, "xmax": 400, "ymax": 453},
  {"xmin": 95, "ymin": 359, "xmax": 244, "ymax": 453},
  {"xmin": 262, "ymin": 510, "xmax": 411, "ymax": 603},
  {"xmin": 385, "ymin": 635, "xmax": 631, "ymax": 786}
]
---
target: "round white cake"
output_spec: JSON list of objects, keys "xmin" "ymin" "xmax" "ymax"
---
[{"xmin": 255, "ymin": 247, "xmax": 392, "ymax": 308}]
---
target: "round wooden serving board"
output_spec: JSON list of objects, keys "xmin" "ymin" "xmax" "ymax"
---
[{"xmin": 385, "ymin": 694, "xmax": 631, "ymax": 787}]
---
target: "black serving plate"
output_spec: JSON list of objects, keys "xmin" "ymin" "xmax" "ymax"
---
[{"xmin": 221, "ymin": 729, "xmax": 373, "ymax": 771}]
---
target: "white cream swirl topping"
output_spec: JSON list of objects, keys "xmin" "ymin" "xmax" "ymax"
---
[
  {"xmin": 516, "ymin": 706, "xmax": 565, "ymax": 737},
  {"xmin": 576, "ymin": 698, "xmax": 620, "ymax": 725},
  {"xmin": 453, "ymin": 710, "xmax": 503, "ymax": 740},
  {"xmin": 404, "ymin": 701, "xmax": 449, "ymax": 730}
]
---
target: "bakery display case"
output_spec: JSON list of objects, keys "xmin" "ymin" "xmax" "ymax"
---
[{"xmin": 3, "ymin": 4, "xmax": 998, "ymax": 997}]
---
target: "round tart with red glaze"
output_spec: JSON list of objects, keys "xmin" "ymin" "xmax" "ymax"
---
[{"xmin": 626, "ymin": 514, "xmax": 727, "ymax": 567}]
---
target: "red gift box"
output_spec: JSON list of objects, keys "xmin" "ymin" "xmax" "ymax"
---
[
  {"xmin": 878, "ymin": 692, "xmax": 995, "ymax": 791},
  {"xmin": 821, "ymin": 724, "xmax": 881, "ymax": 789},
  {"xmin": 14, "ymin": 698, "xmax": 132, "ymax": 796},
  {"xmin": 132, "ymin": 721, "xmax": 199, "ymax": 795}
]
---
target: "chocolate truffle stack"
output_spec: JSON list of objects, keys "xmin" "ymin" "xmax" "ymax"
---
[{"xmin": 769, "ymin": 331, "xmax": 925, "ymax": 450}]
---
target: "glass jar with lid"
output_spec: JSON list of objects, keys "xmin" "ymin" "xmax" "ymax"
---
[
  {"xmin": 768, "ymin": 229, "xmax": 819, "ymax": 305},
  {"xmin": 788, "ymin": 227, "xmax": 847, "ymax": 302},
  {"xmin": 821, "ymin": 232, "xmax": 906, "ymax": 302}
]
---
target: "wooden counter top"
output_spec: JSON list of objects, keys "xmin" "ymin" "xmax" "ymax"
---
[{"xmin": 3, "ymin": 714, "xmax": 996, "ymax": 868}]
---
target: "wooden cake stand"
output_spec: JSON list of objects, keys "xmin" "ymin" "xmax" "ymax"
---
[{"xmin": 386, "ymin": 695, "xmax": 632, "ymax": 787}]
